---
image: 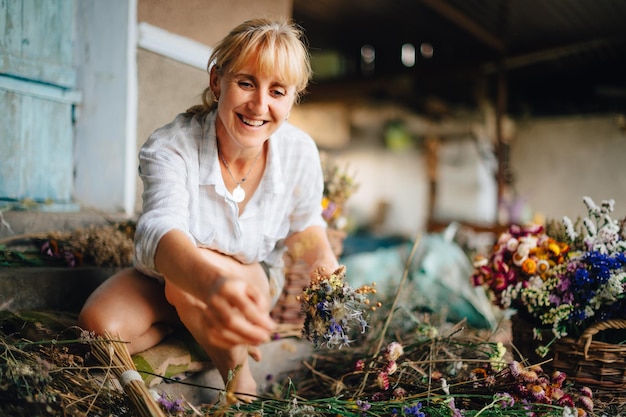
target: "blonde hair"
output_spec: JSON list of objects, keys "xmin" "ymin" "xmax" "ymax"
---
[{"xmin": 190, "ymin": 17, "xmax": 311, "ymax": 113}]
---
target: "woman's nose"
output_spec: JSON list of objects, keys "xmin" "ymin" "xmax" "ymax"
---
[{"xmin": 248, "ymin": 90, "xmax": 269, "ymax": 115}]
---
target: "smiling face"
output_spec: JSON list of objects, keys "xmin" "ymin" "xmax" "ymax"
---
[{"xmin": 211, "ymin": 57, "xmax": 297, "ymax": 153}]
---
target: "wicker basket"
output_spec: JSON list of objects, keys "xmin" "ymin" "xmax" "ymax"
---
[
  {"xmin": 552, "ymin": 319, "xmax": 626, "ymax": 401},
  {"xmin": 510, "ymin": 313, "xmax": 554, "ymax": 366},
  {"xmin": 270, "ymin": 228, "xmax": 346, "ymax": 327}
]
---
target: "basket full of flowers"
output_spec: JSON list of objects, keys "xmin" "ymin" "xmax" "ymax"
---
[{"xmin": 471, "ymin": 196, "xmax": 626, "ymax": 398}]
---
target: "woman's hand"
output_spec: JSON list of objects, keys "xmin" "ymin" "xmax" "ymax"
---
[
  {"xmin": 156, "ymin": 230, "xmax": 276, "ymax": 349},
  {"xmin": 203, "ymin": 268, "xmax": 275, "ymax": 347},
  {"xmin": 164, "ymin": 268, "xmax": 275, "ymax": 349}
]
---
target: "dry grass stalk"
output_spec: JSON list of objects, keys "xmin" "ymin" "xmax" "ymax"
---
[
  {"xmin": 91, "ymin": 332, "xmax": 166, "ymax": 417},
  {"xmin": 0, "ymin": 329, "xmax": 129, "ymax": 416}
]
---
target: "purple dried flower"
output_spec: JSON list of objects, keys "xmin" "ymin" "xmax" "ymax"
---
[
  {"xmin": 403, "ymin": 402, "xmax": 425, "ymax": 417},
  {"xmin": 496, "ymin": 392, "xmax": 515, "ymax": 408},
  {"xmin": 157, "ymin": 392, "xmax": 184, "ymax": 412},
  {"xmin": 356, "ymin": 399, "xmax": 371, "ymax": 411}
]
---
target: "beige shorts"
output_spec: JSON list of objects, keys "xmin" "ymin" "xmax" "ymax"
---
[{"xmin": 262, "ymin": 261, "xmax": 286, "ymax": 308}]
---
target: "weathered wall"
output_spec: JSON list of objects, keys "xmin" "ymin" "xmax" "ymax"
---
[
  {"xmin": 134, "ymin": 0, "xmax": 292, "ymax": 212},
  {"xmin": 294, "ymin": 102, "xmax": 626, "ymax": 237},
  {"xmin": 289, "ymin": 100, "xmax": 500, "ymax": 238},
  {"xmin": 137, "ymin": 0, "xmax": 292, "ymax": 46},
  {"xmin": 331, "ymin": 148, "xmax": 429, "ymax": 237},
  {"xmin": 511, "ymin": 114, "xmax": 626, "ymax": 222}
]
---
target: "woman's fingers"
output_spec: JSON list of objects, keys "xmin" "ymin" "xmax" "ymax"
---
[
  {"xmin": 210, "ymin": 278, "xmax": 276, "ymax": 331},
  {"xmin": 204, "ymin": 322, "xmax": 258, "ymax": 348},
  {"xmin": 204, "ymin": 283, "xmax": 274, "ymax": 345},
  {"xmin": 248, "ymin": 345, "xmax": 262, "ymax": 362},
  {"xmin": 166, "ymin": 278, "xmax": 272, "ymax": 347}
]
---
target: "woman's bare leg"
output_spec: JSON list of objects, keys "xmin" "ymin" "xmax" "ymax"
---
[
  {"xmin": 80, "ymin": 255, "xmax": 272, "ymax": 398},
  {"xmin": 78, "ymin": 268, "xmax": 179, "ymax": 354},
  {"xmin": 162, "ymin": 262, "xmax": 271, "ymax": 399}
]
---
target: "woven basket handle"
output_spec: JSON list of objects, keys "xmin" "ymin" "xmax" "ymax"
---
[{"xmin": 579, "ymin": 319, "xmax": 626, "ymax": 359}]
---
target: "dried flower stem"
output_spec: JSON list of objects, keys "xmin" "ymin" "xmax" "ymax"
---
[
  {"xmin": 373, "ymin": 233, "xmax": 422, "ymax": 355},
  {"xmin": 355, "ymin": 234, "xmax": 421, "ymax": 398}
]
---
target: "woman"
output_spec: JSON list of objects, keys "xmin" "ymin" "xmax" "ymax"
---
[{"xmin": 78, "ymin": 17, "xmax": 339, "ymax": 398}]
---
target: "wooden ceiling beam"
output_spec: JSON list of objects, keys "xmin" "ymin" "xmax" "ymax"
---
[
  {"xmin": 418, "ymin": 0, "xmax": 506, "ymax": 53},
  {"xmin": 481, "ymin": 36, "xmax": 624, "ymax": 74}
]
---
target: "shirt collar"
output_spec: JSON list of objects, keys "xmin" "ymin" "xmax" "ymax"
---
[
  {"xmin": 198, "ymin": 111, "xmax": 222, "ymax": 189},
  {"xmin": 263, "ymin": 132, "xmax": 285, "ymax": 195}
]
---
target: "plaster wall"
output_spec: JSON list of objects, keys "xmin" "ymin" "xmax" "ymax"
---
[
  {"xmin": 331, "ymin": 148, "xmax": 430, "ymax": 238},
  {"xmin": 308, "ymin": 111, "xmax": 625, "ymax": 238},
  {"xmin": 511, "ymin": 114, "xmax": 626, "ymax": 222}
]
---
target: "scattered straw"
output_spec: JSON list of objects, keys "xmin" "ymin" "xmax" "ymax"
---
[{"xmin": 0, "ymin": 328, "xmax": 130, "ymax": 416}]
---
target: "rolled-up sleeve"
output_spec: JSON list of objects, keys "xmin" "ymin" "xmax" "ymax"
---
[{"xmin": 133, "ymin": 116, "xmax": 199, "ymax": 277}]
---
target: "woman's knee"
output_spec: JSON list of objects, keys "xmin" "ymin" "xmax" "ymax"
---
[
  {"xmin": 77, "ymin": 268, "xmax": 168, "ymax": 337},
  {"xmin": 77, "ymin": 298, "xmax": 130, "ymax": 337}
]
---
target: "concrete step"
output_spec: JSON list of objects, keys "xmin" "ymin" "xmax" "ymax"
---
[
  {"xmin": 0, "ymin": 266, "xmax": 117, "ymax": 312},
  {"xmin": 0, "ymin": 208, "xmax": 130, "ymax": 312},
  {"xmin": 0, "ymin": 209, "xmax": 130, "ymax": 239},
  {"xmin": 157, "ymin": 337, "xmax": 312, "ymax": 405}
]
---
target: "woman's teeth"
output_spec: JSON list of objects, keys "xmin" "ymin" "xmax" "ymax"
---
[{"xmin": 241, "ymin": 116, "xmax": 264, "ymax": 126}]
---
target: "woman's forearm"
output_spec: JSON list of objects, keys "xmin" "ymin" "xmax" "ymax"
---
[
  {"xmin": 285, "ymin": 225, "xmax": 339, "ymax": 274},
  {"xmin": 154, "ymin": 229, "xmax": 226, "ymax": 297}
]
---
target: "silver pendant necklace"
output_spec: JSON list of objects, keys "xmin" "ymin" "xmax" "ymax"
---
[{"xmin": 218, "ymin": 145, "xmax": 263, "ymax": 203}]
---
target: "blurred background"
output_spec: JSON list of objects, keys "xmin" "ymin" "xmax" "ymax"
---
[{"xmin": 1, "ymin": 0, "xmax": 625, "ymax": 240}]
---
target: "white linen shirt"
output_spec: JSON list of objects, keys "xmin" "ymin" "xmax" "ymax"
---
[{"xmin": 133, "ymin": 110, "xmax": 327, "ymax": 279}]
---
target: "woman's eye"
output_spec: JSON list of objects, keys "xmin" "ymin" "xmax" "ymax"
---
[
  {"xmin": 272, "ymin": 89, "xmax": 286, "ymax": 97},
  {"xmin": 238, "ymin": 81, "xmax": 254, "ymax": 89}
]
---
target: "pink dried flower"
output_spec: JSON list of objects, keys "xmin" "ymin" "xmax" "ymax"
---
[
  {"xmin": 393, "ymin": 387, "xmax": 407, "ymax": 399},
  {"xmin": 558, "ymin": 394, "xmax": 575, "ymax": 408},
  {"xmin": 376, "ymin": 371, "xmax": 390, "ymax": 390},
  {"xmin": 551, "ymin": 387, "xmax": 565, "ymax": 402},
  {"xmin": 385, "ymin": 342, "xmax": 404, "ymax": 361},
  {"xmin": 551, "ymin": 370, "xmax": 567, "ymax": 386},
  {"xmin": 514, "ymin": 384, "xmax": 529, "ymax": 397},
  {"xmin": 579, "ymin": 386, "xmax": 593, "ymax": 399},
  {"xmin": 509, "ymin": 361, "xmax": 523, "ymax": 378},
  {"xmin": 385, "ymin": 360, "xmax": 398, "ymax": 375},
  {"xmin": 529, "ymin": 384, "xmax": 547, "ymax": 402},
  {"xmin": 520, "ymin": 369, "xmax": 539, "ymax": 383},
  {"xmin": 577, "ymin": 395, "xmax": 594, "ymax": 412},
  {"xmin": 371, "ymin": 391, "xmax": 386, "ymax": 401},
  {"xmin": 354, "ymin": 359, "xmax": 365, "ymax": 371}
]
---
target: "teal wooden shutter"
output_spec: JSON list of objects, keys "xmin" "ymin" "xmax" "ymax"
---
[{"xmin": 0, "ymin": 0, "xmax": 80, "ymax": 204}]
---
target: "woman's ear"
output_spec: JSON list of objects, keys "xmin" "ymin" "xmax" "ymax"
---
[{"xmin": 209, "ymin": 66, "xmax": 221, "ymax": 100}]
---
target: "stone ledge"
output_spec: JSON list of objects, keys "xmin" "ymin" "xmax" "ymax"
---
[
  {"xmin": 0, "ymin": 210, "xmax": 132, "ymax": 239},
  {"xmin": 0, "ymin": 266, "xmax": 120, "ymax": 312}
]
